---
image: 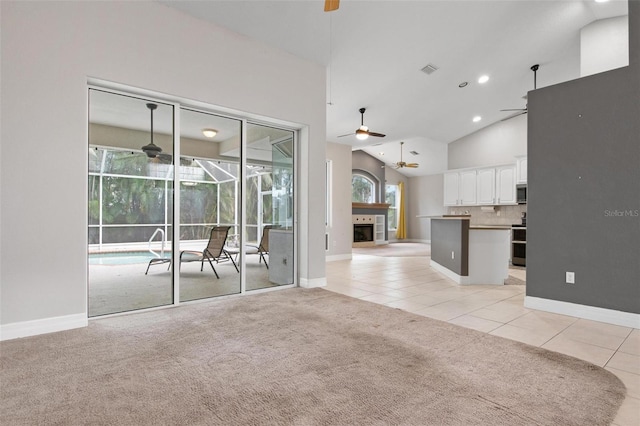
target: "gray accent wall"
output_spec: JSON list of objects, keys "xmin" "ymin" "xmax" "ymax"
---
[
  {"xmin": 352, "ymin": 150, "xmax": 385, "ymax": 203},
  {"xmin": 527, "ymin": 1, "xmax": 639, "ymax": 314}
]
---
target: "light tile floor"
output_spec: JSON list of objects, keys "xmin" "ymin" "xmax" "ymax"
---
[{"xmin": 326, "ymin": 253, "xmax": 640, "ymax": 426}]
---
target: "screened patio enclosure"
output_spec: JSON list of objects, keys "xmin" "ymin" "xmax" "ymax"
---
[{"xmin": 88, "ymin": 89, "xmax": 295, "ymax": 317}]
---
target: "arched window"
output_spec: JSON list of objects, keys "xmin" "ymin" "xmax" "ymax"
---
[{"xmin": 352, "ymin": 174, "xmax": 376, "ymax": 203}]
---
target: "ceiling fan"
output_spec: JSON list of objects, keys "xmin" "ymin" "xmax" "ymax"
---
[
  {"xmin": 324, "ymin": 0, "xmax": 339, "ymax": 12},
  {"xmin": 338, "ymin": 107, "xmax": 386, "ymax": 140},
  {"xmin": 141, "ymin": 102, "xmax": 173, "ymax": 162},
  {"xmin": 393, "ymin": 142, "xmax": 419, "ymax": 169},
  {"xmin": 141, "ymin": 103, "xmax": 163, "ymax": 158},
  {"xmin": 500, "ymin": 64, "xmax": 539, "ymax": 121}
]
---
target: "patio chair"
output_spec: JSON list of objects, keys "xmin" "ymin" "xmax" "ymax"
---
[
  {"xmin": 226, "ymin": 225, "xmax": 271, "ymax": 269},
  {"xmin": 180, "ymin": 226, "xmax": 239, "ymax": 279},
  {"xmin": 247, "ymin": 225, "xmax": 271, "ymax": 269}
]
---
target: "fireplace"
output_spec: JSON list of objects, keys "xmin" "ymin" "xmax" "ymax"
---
[
  {"xmin": 354, "ymin": 224, "xmax": 374, "ymax": 243},
  {"xmin": 352, "ymin": 214, "xmax": 377, "ymax": 247}
]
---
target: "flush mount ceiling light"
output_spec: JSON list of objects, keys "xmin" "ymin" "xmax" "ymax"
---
[
  {"xmin": 458, "ymin": 82, "xmax": 469, "ymax": 88},
  {"xmin": 202, "ymin": 128, "xmax": 218, "ymax": 138},
  {"xmin": 478, "ymin": 75, "xmax": 490, "ymax": 84},
  {"xmin": 141, "ymin": 103, "xmax": 162, "ymax": 158},
  {"xmin": 473, "ymin": 116, "xmax": 482, "ymax": 123}
]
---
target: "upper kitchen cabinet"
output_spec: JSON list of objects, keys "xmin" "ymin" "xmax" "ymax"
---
[
  {"xmin": 460, "ymin": 170, "xmax": 477, "ymax": 205},
  {"xmin": 496, "ymin": 165, "xmax": 517, "ymax": 204},
  {"xmin": 444, "ymin": 170, "xmax": 477, "ymax": 206},
  {"xmin": 516, "ymin": 156, "xmax": 527, "ymax": 184},
  {"xmin": 444, "ymin": 172, "xmax": 460, "ymax": 206},
  {"xmin": 477, "ymin": 168, "xmax": 496, "ymax": 205},
  {"xmin": 444, "ymin": 163, "xmax": 517, "ymax": 207}
]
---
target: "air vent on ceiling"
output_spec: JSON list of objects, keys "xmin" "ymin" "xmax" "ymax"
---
[
  {"xmin": 421, "ymin": 63, "xmax": 439, "ymax": 75},
  {"xmin": 410, "ymin": 150, "xmax": 419, "ymax": 156}
]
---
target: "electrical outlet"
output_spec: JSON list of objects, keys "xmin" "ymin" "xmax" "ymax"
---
[
  {"xmin": 566, "ymin": 272, "xmax": 575, "ymax": 284},
  {"xmin": 451, "ymin": 251, "xmax": 455, "ymax": 260}
]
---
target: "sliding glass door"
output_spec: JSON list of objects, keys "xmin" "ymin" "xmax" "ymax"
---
[
  {"xmin": 88, "ymin": 89, "xmax": 174, "ymax": 316},
  {"xmin": 245, "ymin": 123, "xmax": 295, "ymax": 290},
  {"xmin": 178, "ymin": 109, "xmax": 242, "ymax": 301},
  {"xmin": 88, "ymin": 89, "xmax": 296, "ymax": 317}
]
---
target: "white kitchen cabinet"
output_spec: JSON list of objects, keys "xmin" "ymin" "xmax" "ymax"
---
[
  {"xmin": 516, "ymin": 156, "xmax": 527, "ymax": 184},
  {"xmin": 476, "ymin": 168, "xmax": 496, "ymax": 205},
  {"xmin": 459, "ymin": 170, "xmax": 477, "ymax": 205},
  {"xmin": 445, "ymin": 170, "xmax": 476, "ymax": 206},
  {"xmin": 496, "ymin": 165, "xmax": 517, "ymax": 204},
  {"xmin": 445, "ymin": 163, "xmax": 517, "ymax": 207},
  {"xmin": 444, "ymin": 172, "xmax": 460, "ymax": 206}
]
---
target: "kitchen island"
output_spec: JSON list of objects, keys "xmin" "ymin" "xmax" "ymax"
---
[{"xmin": 420, "ymin": 215, "xmax": 510, "ymax": 285}]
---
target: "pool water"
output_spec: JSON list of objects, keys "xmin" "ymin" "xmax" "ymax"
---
[{"xmin": 89, "ymin": 251, "xmax": 171, "ymax": 266}]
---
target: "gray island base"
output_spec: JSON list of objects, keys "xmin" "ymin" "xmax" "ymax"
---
[{"xmin": 424, "ymin": 216, "xmax": 510, "ymax": 285}]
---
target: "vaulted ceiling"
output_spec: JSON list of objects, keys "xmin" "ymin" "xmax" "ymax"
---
[{"xmin": 160, "ymin": 0, "xmax": 628, "ymax": 176}]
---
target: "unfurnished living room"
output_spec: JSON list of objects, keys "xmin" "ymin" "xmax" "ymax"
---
[{"xmin": 1, "ymin": 1, "xmax": 638, "ymax": 425}]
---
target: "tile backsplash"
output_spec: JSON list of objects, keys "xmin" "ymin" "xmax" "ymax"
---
[{"xmin": 447, "ymin": 205, "xmax": 527, "ymax": 226}]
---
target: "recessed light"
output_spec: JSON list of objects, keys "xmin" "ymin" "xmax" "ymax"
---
[
  {"xmin": 473, "ymin": 116, "xmax": 482, "ymax": 123},
  {"xmin": 458, "ymin": 82, "xmax": 469, "ymax": 88},
  {"xmin": 478, "ymin": 75, "xmax": 490, "ymax": 84},
  {"xmin": 202, "ymin": 128, "xmax": 218, "ymax": 138},
  {"xmin": 595, "ymin": 0, "xmax": 609, "ymax": 3}
]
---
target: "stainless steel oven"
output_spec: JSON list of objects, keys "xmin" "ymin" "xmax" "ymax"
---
[{"xmin": 512, "ymin": 224, "xmax": 526, "ymax": 267}]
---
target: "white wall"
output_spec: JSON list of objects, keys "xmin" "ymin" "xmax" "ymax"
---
[
  {"xmin": 326, "ymin": 142, "xmax": 352, "ymax": 260},
  {"xmin": 0, "ymin": 1, "xmax": 326, "ymax": 328},
  {"xmin": 448, "ymin": 114, "xmax": 527, "ymax": 170},
  {"xmin": 408, "ymin": 174, "xmax": 445, "ymax": 242},
  {"xmin": 581, "ymin": 16, "xmax": 629, "ymax": 77}
]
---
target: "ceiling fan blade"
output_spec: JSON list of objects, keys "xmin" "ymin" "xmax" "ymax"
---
[
  {"xmin": 367, "ymin": 131, "xmax": 386, "ymax": 138},
  {"xmin": 337, "ymin": 133, "xmax": 355, "ymax": 138},
  {"xmin": 406, "ymin": 163, "xmax": 419, "ymax": 168},
  {"xmin": 324, "ymin": 0, "xmax": 339, "ymax": 12},
  {"xmin": 500, "ymin": 111, "xmax": 527, "ymax": 122}
]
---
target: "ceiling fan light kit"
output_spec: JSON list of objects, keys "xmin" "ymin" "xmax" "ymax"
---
[
  {"xmin": 339, "ymin": 107, "xmax": 386, "ymax": 140},
  {"xmin": 141, "ymin": 103, "xmax": 163, "ymax": 158}
]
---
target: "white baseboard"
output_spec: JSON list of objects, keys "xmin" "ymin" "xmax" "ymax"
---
[
  {"xmin": 299, "ymin": 277, "xmax": 327, "ymax": 288},
  {"xmin": 406, "ymin": 239, "xmax": 431, "ymax": 244},
  {"xmin": 0, "ymin": 313, "xmax": 88, "ymax": 341},
  {"xmin": 430, "ymin": 260, "xmax": 470, "ymax": 285},
  {"xmin": 326, "ymin": 254, "xmax": 352, "ymax": 262},
  {"xmin": 525, "ymin": 296, "xmax": 640, "ymax": 329}
]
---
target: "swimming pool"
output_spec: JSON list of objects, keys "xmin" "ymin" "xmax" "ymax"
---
[{"xmin": 89, "ymin": 251, "xmax": 171, "ymax": 266}]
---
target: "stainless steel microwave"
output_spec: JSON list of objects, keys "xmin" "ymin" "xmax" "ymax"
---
[{"xmin": 516, "ymin": 184, "xmax": 527, "ymax": 204}]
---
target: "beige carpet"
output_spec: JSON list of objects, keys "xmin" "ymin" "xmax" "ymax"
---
[
  {"xmin": 0, "ymin": 288, "xmax": 625, "ymax": 425},
  {"xmin": 353, "ymin": 242, "xmax": 431, "ymax": 257}
]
